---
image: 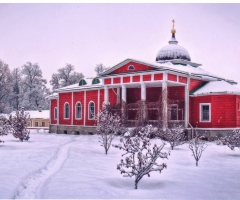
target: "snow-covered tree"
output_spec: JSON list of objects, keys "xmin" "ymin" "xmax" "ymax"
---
[
  {"xmin": 9, "ymin": 107, "xmax": 30, "ymax": 142},
  {"xmin": 20, "ymin": 62, "xmax": 50, "ymax": 110},
  {"xmin": 0, "ymin": 116, "xmax": 10, "ymax": 143},
  {"xmin": 50, "ymin": 64, "xmax": 84, "ymax": 89},
  {"xmin": 113, "ymin": 125, "xmax": 169, "ymax": 189},
  {"xmin": 96, "ymin": 109, "xmax": 126, "ymax": 154},
  {"xmin": 0, "ymin": 60, "xmax": 13, "ymax": 113},
  {"xmin": 95, "ymin": 63, "xmax": 107, "ymax": 75},
  {"xmin": 188, "ymin": 134, "xmax": 207, "ymax": 166},
  {"xmin": 10, "ymin": 68, "xmax": 22, "ymax": 110},
  {"xmin": 220, "ymin": 130, "xmax": 240, "ymax": 150},
  {"xmin": 158, "ymin": 126, "xmax": 186, "ymax": 150}
]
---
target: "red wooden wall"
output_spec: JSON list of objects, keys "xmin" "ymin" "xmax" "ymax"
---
[
  {"xmin": 59, "ymin": 93, "xmax": 72, "ymax": 125},
  {"xmin": 51, "ymin": 99, "xmax": 57, "ymax": 124},
  {"xmin": 189, "ymin": 78, "xmax": 206, "ymax": 92},
  {"xmin": 73, "ymin": 91, "xmax": 84, "ymax": 126},
  {"xmin": 190, "ymin": 95, "xmax": 238, "ymax": 128}
]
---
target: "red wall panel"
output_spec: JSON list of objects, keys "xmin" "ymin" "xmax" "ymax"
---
[
  {"xmin": 109, "ymin": 88, "xmax": 118, "ymax": 105},
  {"xmin": 179, "ymin": 76, "xmax": 187, "ymax": 84},
  {"xmin": 168, "ymin": 86, "xmax": 185, "ymax": 100},
  {"xmin": 59, "ymin": 93, "xmax": 72, "ymax": 125},
  {"xmin": 113, "ymin": 77, "xmax": 121, "ymax": 84},
  {"xmin": 143, "ymin": 74, "xmax": 151, "ymax": 81},
  {"xmin": 190, "ymin": 95, "xmax": 237, "ymax": 128},
  {"xmin": 168, "ymin": 74, "xmax": 177, "ymax": 82},
  {"xmin": 154, "ymin": 73, "xmax": 163, "ymax": 80},
  {"xmin": 189, "ymin": 78, "xmax": 206, "ymax": 92},
  {"xmin": 132, "ymin": 75, "xmax": 140, "ymax": 82},
  {"xmin": 109, "ymin": 61, "xmax": 155, "ymax": 75},
  {"xmin": 123, "ymin": 76, "xmax": 130, "ymax": 83},
  {"xmin": 86, "ymin": 90, "xmax": 98, "ymax": 126},
  {"xmin": 51, "ymin": 99, "xmax": 57, "ymax": 124},
  {"xmin": 73, "ymin": 91, "xmax": 84, "ymax": 126},
  {"xmin": 104, "ymin": 78, "xmax": 111, "ymax": 85}
]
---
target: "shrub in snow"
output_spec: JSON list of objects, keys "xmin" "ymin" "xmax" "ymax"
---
[
  {"xmin": 96, "ymin": 109, "xmax": 126, "ymax": 154},
  {"xmin": 188, "ymin": 134, "xmax": 207, "ymax": 166},
  {"xmin": 113, "ymin": 125, "xmax": 169, "ymax": 189},
  {"xmin": 9, "ymin": 108, "xmax": 30, "ymax": 142},
  {"xmin": 219, "ymin": 130, "xmax": 240, "ymax": 150},
  {"xmin": 157, "ymin": 126, "xmax": 187, "ymax": 150},
  {"xmin": 0, "ymin": 116, "xmax": 11, "ymax": 143}
]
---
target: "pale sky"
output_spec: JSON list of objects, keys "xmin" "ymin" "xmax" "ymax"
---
[{"xmin": 1, "ymin": 4, "xmax": 240, "ymax": 89}]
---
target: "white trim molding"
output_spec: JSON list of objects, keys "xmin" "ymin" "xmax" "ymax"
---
[{"xmin": 199, "ymin": 103, "xmax": 211, "ymax": 122}]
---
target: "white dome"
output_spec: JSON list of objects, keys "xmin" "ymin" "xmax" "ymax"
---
[{"xmin": 156, "ymin": 43, "xmax": 191, "ymax": 62}]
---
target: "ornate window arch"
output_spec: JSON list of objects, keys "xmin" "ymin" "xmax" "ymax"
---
[
  {"xmin": 54, "ymin": 107, "xmax": 58, "ymax": 120},
  {"xmin": 88, "ymin": 101, "xmax": 95, "ymax": 120},
  {"xmin": 76, "ymin": 102, "xmax": 82, "ymax": 119},
  {"xmin": 128, "ymin": 65, "xmax": 135, "ymax": 70},
  {"xmin": 64, "ymin": 102, "xmax": 70, "ymax": 119}
]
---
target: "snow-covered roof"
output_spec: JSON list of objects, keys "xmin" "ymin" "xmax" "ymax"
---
[
  {"xmin": 192, "ymin": 81, "xmax": 240, "ymax": 96},
  {"xmin": 0, "ymin": 113, "xmax": 10, "ymax": 119},
  {"xmin": 10, "ymin": 110, "xmax": 49, "ymax": 119},
  {"xmin": 54, "ymin": 78, "xmax": 103, "ymax": 93},
  {"xmin": 45, "ymin": 93, "xmax": 58, "ymax": 100}
]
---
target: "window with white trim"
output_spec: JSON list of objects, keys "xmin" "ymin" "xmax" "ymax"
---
[
  {"xmin": 170, "ymin": 104, "xmax": 178, "ymax": 120},
  {"xmin": 128, "ymin": 65, "xmax": 135, "ymax": 70},
  {"xmin": 89, "ymin": 101, "xmax": 95, "ymax": 119},
  {"xmin": 200, "ymin": 103, "xmax": 211, "ymax": 122},
  {"xmin": 76, "ymin": 102, "xmax": 82, "ymax": 119},
  {"xmin": 54, "ymin": 107, "xmax": 57, "ymax": 120},
  {"xmin": 64, "ymin": 103, "xmax": 70, "ymax": 119}
]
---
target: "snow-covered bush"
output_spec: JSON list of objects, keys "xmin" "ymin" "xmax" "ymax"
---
[
  {"xmin": 9, "ymin": 108, "xmax": 30, "ymax": 142},
  {"xmin": 157, "ymin": 126, "xmax": 187, "ymax": 150},
  {"xmin": 219, "ymin": 130, "xmax": 240, "ymax": 150},
  {"xmin": 0, "ymin": 116, "xmax": 11, "ymax": 143},
  {"xmin": 188, "ymin": 134, "xmax": 207, "ymax": 166},
  {"xmin": 113, "ymin": 125, "xmax": 169, "ymax": 189},
  {"xmin": 96, "ymin": 109, "xmax": 126, "ymax": 154}
]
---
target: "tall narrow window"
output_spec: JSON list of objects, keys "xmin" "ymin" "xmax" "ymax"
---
[
  {"xmin": 76, "ymin": 102, "xmax": 82, "ymax": 119},
  {"xmin": 54, "ymin": 107, "xmax": 57, "ymax": 120},
  {"xmin": 200, "ymin": 103, "xmax": 211, "ymax": 122},
  {"xmin": 89, "ymin": 101, "xmax": 95, "ymax": 119},
  {"xmin": 64, "ymin": 103, "xmax": 70, "ymax": 119}
]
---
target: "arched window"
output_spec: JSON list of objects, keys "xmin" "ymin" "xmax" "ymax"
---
[
  {"xmin": 54, "ymin": 107, "xmax": 57, "ymax": 120},
  {"xmin": 128, "ymin": 65, "xmax": 135, "ymax": 70},
  {"xmin": 76, "ymin": 102, "xmax": 82, "ymax": 119},
  {"xmin": 89, "ymin": 101, "xmax": 95, "ymax": 119},
  {"xmin": 64, "ymin": 103, "xmax": 70, "ymax": 119}
]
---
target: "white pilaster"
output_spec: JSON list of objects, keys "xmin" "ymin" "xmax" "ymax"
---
[
  {"xmin": 98, "ymin": 89, "xmax": 100, "ymax": 114},
  {"xmin": 122, "ymin": 84, "xmax": 126, "ymax": 102},
  {"xmin": 71, "ymin": 92, "xmax": 73, "ymax": 125},
  {"xmin": 57, "ymin": 95, "xmax": 59, "ymax": 125},
  {"xmin": 84, "ymin": 90, "xmax": 86, "ymax": 126},
  {"xmin": 104, "ymin": 86, "xmax": 109, "ymax": 105},
  {"xmin": 117, "ymin": 87, "xmax": 120, "ymax": 104},
  {"xmin": 185, "ymin": 77, "xmax": 190, "ymax": 128},
  {"xmin": 141, "ymin": 83, "xmax": 146, "ymax": 101},
  {"xmin": 162, "ymin": 73, "xmax": 168, "ymax": 130}
]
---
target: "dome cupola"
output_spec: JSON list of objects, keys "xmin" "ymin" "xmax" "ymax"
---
[{"xmin": 156, "ymin": 20, "xmax": 191, "ymax": 62}]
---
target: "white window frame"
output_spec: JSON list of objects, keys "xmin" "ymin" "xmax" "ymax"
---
[
  {"xmin": 128, "ymin": 65, "xmax": 135, "ymax": 70},
  {"xmin": 88, "ymin": 101, "xmax": 95, "ymax": 120},
  {"xmin": 199, "ymin": 103, "xmax": 211, "ymax": 122},
  {"xmin": 64, "ymin": 102, "xmax": 70, "ymax": 119},
  {"xmin": 54, "ymin": 107, "xmax": 58, "ymax": 120},
  {"xmin": 75, "ymin": 101, "xmax": 82, "ymax": 119}
]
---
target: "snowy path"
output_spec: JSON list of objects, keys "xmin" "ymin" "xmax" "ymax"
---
[{"xmin": 15, "ymin": 138, "xmax": 76, "ymax": 199}]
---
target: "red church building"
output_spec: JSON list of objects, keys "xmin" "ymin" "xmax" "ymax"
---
[{"xmin": 47, "ymin": 25, "xmax": 240, "ymax": 138}]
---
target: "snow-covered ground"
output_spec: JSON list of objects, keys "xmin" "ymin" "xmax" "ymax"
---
[{"xmin": 0, "ymin": 130, "xmax": 239, "ymax": 199}]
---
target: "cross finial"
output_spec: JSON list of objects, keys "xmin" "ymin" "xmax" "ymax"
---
[{"xmin": 172, "ymin": 19, "xmax": 175, "ymax": 29}]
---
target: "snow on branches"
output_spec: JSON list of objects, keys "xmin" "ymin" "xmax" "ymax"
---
[
  {"xmin": 113, "ymin": 125, "xmax": 169, "ymax": 189},
  {"xmin": 158, "ymin": 126, "xmax": 187, "ymax": 150},
  {"xmin": 0, "ymin": 116, "xmax": 10, "ymax": 143},
  {"xmin": 220, "ymin": 130, "xmax": 240, "ymax": 150},
  {"xmin": 96, "ymin": 109, "xmax": 126, "ymax": 154},
  {"xmin": 9, "ymin": 108, "xmax": 30, "ymax": 142},
  {"xmin": 188, "ymin": 134, "xmax": 207, "ymax": 166}
]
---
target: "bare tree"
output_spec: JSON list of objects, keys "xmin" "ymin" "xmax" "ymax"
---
[
  {"xmin": 158, "ymin": 126, "xmax": 187, "ymax": 150},
  {"xmin": 219, "ymin": 130, "xmax": 240, "ymax": 150},
  {"xmin": 113, "ymin": 125, "xmax": 169, "ymax": 189},
  {"xmin": 0, "ymin": 60, "xmax": 13, "ymax": 113},
  {"xmin": 95, "ymin": 63, "xmax": 106, "ymax": 75},
  {"xmin": 188, "ymin": 134, "xmax": 207, "ymax": 166},
  {"xmin": 50, "ymin": 64, "xmax": 84, "ymax": 89},
  {"xmin": 96, "ymin": 108, "xmax": 126, "ymax": 154},
  {"xmin": 9, "ymin": 107, "xmax": 30, "ymax": 142}
]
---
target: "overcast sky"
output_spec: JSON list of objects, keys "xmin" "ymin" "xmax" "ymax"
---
[{"xmin": 1, "ymin": 4, "xmax": 240, "ymax": 89}]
